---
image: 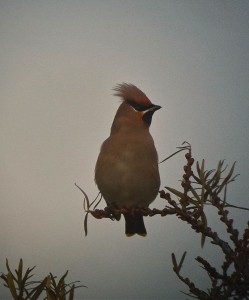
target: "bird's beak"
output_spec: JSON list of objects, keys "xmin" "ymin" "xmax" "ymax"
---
[
  {"xmin": 151, "ymin": 105, "xmax": 161, "ymax": 112},
  {"xmin": 143, "ymin": 104, "xmax": 161, "ymax": 115}
]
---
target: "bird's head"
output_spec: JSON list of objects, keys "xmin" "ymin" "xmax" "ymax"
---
[{"xmin": 111, "ymin": 83, "xmax": 161, "ymax": 133}]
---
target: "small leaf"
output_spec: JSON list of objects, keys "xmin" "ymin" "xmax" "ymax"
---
[
  {"xmin": 29, "ymin": 279, "xmax": 47, "ymax": 300},
  {"xmin": 204, "ymin": 169, "xmax": 215, "ymax": 180},
  {"xmin": 15, "ymin": 258, "xmax": 23, "ymax": 290},
  {"xmin": 93, "ymin": 193, "xmax": 102, "ymax": 209},
  {"xmin": 198, "ymin": 159, "xmax": 205, "ymax": 183},
  {"xmin": 75, "ymin": 183, "xmax": 90, "ymax": 211},
  {"xmin": 192, "ymin": 173, "xmax": 202, "ymax": 185},
  {"xmin": 196, "ymin": 160, "xmax": 200, "ymax": 174},
  {"xmin": 165, "ymin": 187, "xmax": 185, "ymax": 199},
  {"xmin": 200, "ymin": 212, "xmax": 208, "ymax": 248},
  {"xmin": 0, "ymin": 273, "xmax": 8, "ymax": 285},
  {"xmin": 6, "ymin": 273, "xmax": 18, "ymax": 299},
  {"xmin": 17, "ymin": 258, "xmax": 23, "ymax": 279},
  {"xmin": 216, "ymin": 162, "xmax": 236, "ymax": 195},
  {"xmin": 57, "ymin": 270, "xmax": 68, "ymax": 291},
  {"xmin": 159, "ymin": 148, "xmax": 187, "ymax": 164},
  {"xmin": 84, "ymin": 212, "xmax": 89, "ymax": 236},
  {"xmin": 210, "ymin": 160, "xmax": 224, "ymax": 188},
  {"xmin": 223, "ymin": 183, "xmax": 227, "ymax": 204},
  {"xmin": 189, "ymin": 186, "xmax": 201, "ymax": 202},
  {"xmin": 225, "ymin": 203, "xmax": 249, "ymax": 211},
  {"xmin": 69, "ymin": 284, "xmax": 75, "ymax": 300},
  {"xmin": 22, "ymin": 266, "xmax": 35, "ymax": 286},
  {"xmin": 171, "ymin": 253, "xmax": 178, "ymax": 272},
  {"xmin": 46, "ymin": 288, "xmax": 57, "ymax": 300},
  {"xmin": 60, "ymin": 281, "xmax": 66, "ymax": 300},
  {"xmin": 49, "ymin": 273, "xmax": 57, "ymax": 289},
  {"xmin": 196, "ymin": 160, "xmax": 205, "ymax": 181},
  {"xmin": 166, "ymin": 186, "xmax": 198, "ymax": 206},
  {"xmin": 6, "ymin": 259, "xmax": 12, "ymax": 274},
  {"xmin": 200, "ymin": 179, "xmax": 205, "ymax": 206},
  {"xmin": 178, "ymin": 251, "xmax": 187, "ymax": 271}
]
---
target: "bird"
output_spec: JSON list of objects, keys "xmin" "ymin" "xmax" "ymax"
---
[{"xmin": 95, "ymin": 83, "xmax": 161, "ymax": 236}]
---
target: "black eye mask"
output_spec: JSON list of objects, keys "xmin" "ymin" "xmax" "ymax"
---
[{"xmin": 127, "ymin": 99, "xmax": 155, "ymax": 112}]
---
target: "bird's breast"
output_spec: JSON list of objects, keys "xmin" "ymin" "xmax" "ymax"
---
[{"xmin": 95, "ymin": 134, "xmax": 160, "ymax": 208}]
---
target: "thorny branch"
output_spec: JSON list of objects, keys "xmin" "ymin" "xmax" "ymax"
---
[{"xmin": 76, "ymin": 141, "xmax": 249, "ymax": 299}]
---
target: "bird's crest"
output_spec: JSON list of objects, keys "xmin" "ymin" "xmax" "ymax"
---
[{"xmin": 113, "ymin": 83, "xmax": 152, "ymax": 106}]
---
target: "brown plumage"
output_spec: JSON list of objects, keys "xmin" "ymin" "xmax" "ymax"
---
[{"xmin": 95, "ymin": 83, "xmax": 161, "ymax": 236}]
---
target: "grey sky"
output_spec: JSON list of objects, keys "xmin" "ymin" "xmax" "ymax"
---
[{"xmin": 1, "ymin": 1, "xmax": 249, "ymax": 299}]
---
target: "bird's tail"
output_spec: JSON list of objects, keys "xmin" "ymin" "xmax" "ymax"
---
[{"xmin": 123, "ymin": 213, "xmax": 147, "ymax": 237}]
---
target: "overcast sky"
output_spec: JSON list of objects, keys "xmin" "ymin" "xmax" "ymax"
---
[{"xmin": 1, "ymin": 1, "xmax": 249, "ymax": 299}]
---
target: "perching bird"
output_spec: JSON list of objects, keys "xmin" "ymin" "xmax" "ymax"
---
[{"xmin": 95, "ymin": 83, "xmax": 161, "ymax": 236}]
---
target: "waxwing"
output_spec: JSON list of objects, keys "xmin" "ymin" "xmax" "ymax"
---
[{"xmin": 95, "ymin": 83, "xmax": 161, "ymax": 236}]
